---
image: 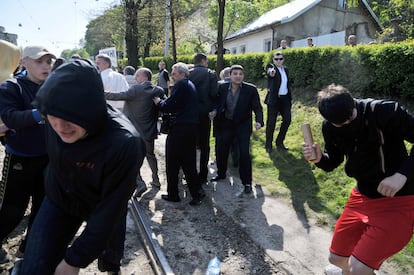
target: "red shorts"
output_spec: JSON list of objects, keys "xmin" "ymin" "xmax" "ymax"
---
[{"xmin": 330, "ymin": 188, "xmax": 414, "ymax": 270}]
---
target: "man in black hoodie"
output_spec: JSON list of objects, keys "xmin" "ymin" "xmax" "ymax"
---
[{"xmin": 20, "ymin": 59, "xmax": 145, "ymax": 275}]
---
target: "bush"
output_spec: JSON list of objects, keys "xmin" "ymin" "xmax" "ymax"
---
[{"xmin": 143, "ymin": 41, "xmax": 414, "ymax": 99}]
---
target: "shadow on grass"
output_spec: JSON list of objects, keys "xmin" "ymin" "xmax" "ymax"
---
[{"xmin": 267, "ymin": 148, "xmax": 335, "ymax": 231}]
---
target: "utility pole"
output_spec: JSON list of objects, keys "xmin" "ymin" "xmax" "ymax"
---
[{"xmin": 164, "ymin": 0, "xmax": 170, "ymax": 57}]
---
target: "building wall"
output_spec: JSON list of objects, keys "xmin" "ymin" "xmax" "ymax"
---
[
  {"xmin": 0, "ymin": 26, "xmax": 18, "ymax": 45},
  {"xmin": 224, "ymin": 29, "xmax": 273, "ymax": 54},
  {"xmin": 224, "ymin": 0, "xmax": 379, "ymax": 53},
  {"xmin": 275, "ymin": 1, "xmax": 378, "ymax": 45}
]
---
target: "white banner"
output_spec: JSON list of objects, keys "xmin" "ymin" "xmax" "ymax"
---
[{"xmin": 99, "ymin": 47, "xmax": 118, "ymax": 68}]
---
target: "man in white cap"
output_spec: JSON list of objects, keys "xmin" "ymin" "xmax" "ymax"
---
[{"xmin": 0, "ymin": 45, "xmax": 55, "ymax": 264}]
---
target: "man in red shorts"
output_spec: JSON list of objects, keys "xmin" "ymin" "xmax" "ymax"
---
[{"xmin": 302, "ymin": 84, "xmax": 414, "ymax": 274}]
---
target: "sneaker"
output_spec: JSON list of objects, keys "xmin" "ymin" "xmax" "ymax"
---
[
  {"xmin": 0, "ymin": 247, "xmax": 8, "ymax": 264},
  {"xmin": 324, "ymin": 264, "xmax": 343, "ymax": 275},
  {"xmin": 244, "ymin": 184, "xmax": 252, "ymax": 194}
]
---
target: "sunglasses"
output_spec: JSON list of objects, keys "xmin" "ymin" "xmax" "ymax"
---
[{"xmin": 273, "ymin": 57, "xmax": 284, "ymax": 61}]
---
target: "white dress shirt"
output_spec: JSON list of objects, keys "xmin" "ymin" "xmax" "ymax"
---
[
  {"xmin": 100, "ymin": 68, "xmax": 129, "ymax": 110},
  {"xmin": 277, "ymin": 66, "xmax": 288, "ymax": 96}
]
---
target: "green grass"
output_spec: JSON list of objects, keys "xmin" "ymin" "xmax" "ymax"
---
[{"xmin": 217, "ymin": 87, "xmax": 414, "ymax": 272}]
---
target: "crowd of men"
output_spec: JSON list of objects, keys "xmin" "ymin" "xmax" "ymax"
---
[{"xmin": 1, "ymin": 39, "xmax": 414, "ymax": 275}]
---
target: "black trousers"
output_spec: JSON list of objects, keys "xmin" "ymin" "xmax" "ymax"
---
[
  {"xmin": 0, "ymin": 153, "xmax": 48, "ymax": 253},
  {"xmin": 166, "ymin": 124, "xmax": 201, "ymax": 199},
  {"xmin": 197, "ymin": 115, "xmax": 211, "ymax": 181},
  {"xmin": 265, "ymin": 96, "xmax": 292, "ymax": 148},
  {"xmin": 216, "ymin": 119, "xmax": 252, "ymax": 186}
]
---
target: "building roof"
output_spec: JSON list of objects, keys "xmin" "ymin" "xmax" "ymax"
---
[{"xmin": 225, "ymin": 0, "xmax": 382, "ymax": 41}]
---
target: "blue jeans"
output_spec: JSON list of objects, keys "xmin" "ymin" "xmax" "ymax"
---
[{"xmin": 20, "ymin": 197, "xmax": 126, "ymax": 275}]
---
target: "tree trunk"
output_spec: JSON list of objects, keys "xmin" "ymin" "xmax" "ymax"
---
[
  {"xmin": 124, "ymin": 0, "xmax": 140, "ymax": 68},
  {"xmin": 216, "ymin": 0, "xmax": 225, "ymax": 73},
  {"xmin": 170, "ymin": 0, "xmax": 177, "ymax": 63},
  {"xmin": 143, "ymin": 1, "xmax": 154, "ymax": 58}
]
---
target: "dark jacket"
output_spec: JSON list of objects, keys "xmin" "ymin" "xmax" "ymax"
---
[
  {"xmin": 189, "ymin": 65, "xmax": 218, "ymax": 115},
  {"xmin": 105, "ymin": 81, "xmax": 165, "ymax": 141},
  {"xmin": 34, "ymin": 60, "xmax": 145, "ymax": 267},
  {"xmin": 264, "ymin": 64, "xmax": 292, "ymax": 105},
  {"xmin": 156, "ymin": 78, "xmax": 199, "ymax": 127},
  {"xmin": 0, "ymin": 77, "xmax": 46, "ymax": 156},
  {"xmin": 316, "ymin": 99, "xmax": 414, "ymax": 198},
  {"xmin": 215, "ymin": 82, "xmax": 264, "ymax": 133}
]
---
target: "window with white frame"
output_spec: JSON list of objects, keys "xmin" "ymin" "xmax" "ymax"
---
[{"xmin": 231, "ymin": 47, "xmax": 237, "ymax": 54}]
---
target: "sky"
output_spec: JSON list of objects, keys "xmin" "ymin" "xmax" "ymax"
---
[{"xmin": 0, "ymin": 0, "xmax": 120, "ymax": 57}]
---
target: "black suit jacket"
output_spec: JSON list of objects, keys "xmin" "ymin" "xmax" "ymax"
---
[
  {"xmin": 215, "ymin": 82, "xmax": 264, "ymax": 133},
  {"xmin": 264, "ymin": 64, "xmax": 292, "ymax": 106}
]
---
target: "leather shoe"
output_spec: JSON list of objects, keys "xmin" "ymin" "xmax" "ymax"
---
[
  {"xmin": 244, "ymin": 184, "xmax": 253, "ymax": 194},
  {"xmin": 134, "ymin": 182, "xmax": 148, "ymax": 198},
  {"xmin": 161, "ymin": 194, "xmax": 180, "ymax": 202},
  {"xmin": 199, "ymin": 177, "xmax": 208, "ymax": 184},
  {"xmin": 210, "ymin": 175, "xmax": 226, "ymax": 182},
  {"xmin": 198, "ymin": 189, "xmax": 206, "ymax": 198},
  {"xmin": 276, "ymin": 144, "xmax": 289, "ymax": 150},
  {"xmin": 189, "ymin": 198, "xmax": 202, "ymax": 206}
]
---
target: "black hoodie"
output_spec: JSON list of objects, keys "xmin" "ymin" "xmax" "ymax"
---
[{"xmin": 34, "ymin": 59, "xmax": 145, "ymax": 267}]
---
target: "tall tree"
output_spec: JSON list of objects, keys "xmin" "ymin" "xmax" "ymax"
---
[
  {"xmin": 216, "ymin": 0, "xmax": 225, "ymax": 73},
  {"xmin": 142, "ymin": 1, "xmax": 155, "ymax": 58},
  {"xmin": 122, "ymin": 0, "xmax": 147, "ymax": 68},
  {"xmin": 170, "ymin": 0, "xmax": 177, "ymax": 62}
]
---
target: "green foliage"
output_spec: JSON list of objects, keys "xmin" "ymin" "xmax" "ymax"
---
[
  {"xmin": 118, "ymin": 57, "xmax": 143, "ymax": 69},
  {"xmin": 207, "ymin": 0, "xmax": 260, "ymax": 37},
  {"xmin": 176, "ymin": 38, "xmax": 207, "ymax": 55},
  {"xmin": 60, "ymin": 49, "xmax": 90, "ymax": 60},
  {"xmin": 366, "ymin": 41, "xmax": 414, "ymax": 98},
  {"xmin": 253, "ymin": 0, "xmax": 290, "ymax": 14},
  {"xmin": 368, "ymin": 0, "xmax": 414, "ymax": 40},
  {"xmin": 283, "ymin": 41, "xmax": 414, "ymax": 99},
  {"xmin": 144, "ymin": 42, "xmax": 414, "ymax": 100},
  {"xmin": 84, "ymin": 6, "xmax": 125, "ymax": 57}
]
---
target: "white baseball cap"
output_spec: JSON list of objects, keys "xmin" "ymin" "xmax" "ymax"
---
[{"xmin": 22, "ymin": 46, "xmax": 56, "ymax": 60}]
